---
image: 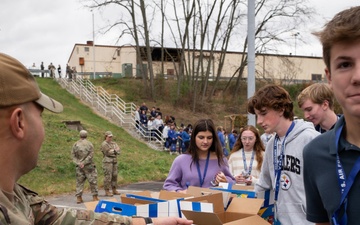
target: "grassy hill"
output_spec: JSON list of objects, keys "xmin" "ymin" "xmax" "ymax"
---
[{"xmin": 19, "ymin": 78, "xmax": 175, "ymax": 196}]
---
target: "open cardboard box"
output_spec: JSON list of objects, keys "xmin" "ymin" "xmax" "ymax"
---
[
  {"xmin": 95, "ymin": 196, "xmax": 170, "ymax": 217},
  {"xmin": 186, "ymin": 186, "xmax": 232, "ymax": 208},
  {"xmin": 84, "ymin": 197, "xmax": 117, "ymax": 211},
  {"xmin": 179, "ymin": 192, "xmax": 224, "ymax": 217},
  {"xmin": 182, "ymin": 197, "xmax": 270, "ymax": 225},
  {"xmin": 211, "ymin": 183, "xmax": 275, "ymax": 223}
]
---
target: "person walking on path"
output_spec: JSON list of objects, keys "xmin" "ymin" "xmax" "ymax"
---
[
  {"xmin": 57, "ymin": 65, "xmax": 62, "ymax": 78},
  {"xmin": 101, "ymin": 131, "xmax": 121, "ymax": 196},
  {"xmin": 71, "ymin": 130, "xmax": 99, "ymax": 203}
]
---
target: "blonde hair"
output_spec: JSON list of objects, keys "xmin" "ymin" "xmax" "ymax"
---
[{"xmin": 297, "ymin": 83, "xmax": 335, "ymax": 109}]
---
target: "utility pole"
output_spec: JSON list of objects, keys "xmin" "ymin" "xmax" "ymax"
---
[
  {"xmin": 292, "ymin": 32, "xmax": 300, "ymax": 55},
  {"xmin": 247, "ymin": 0, "xmax": 256, "ymax": 126},
  {"xmin": 92, "ymin": 11, "xmax": 96, "ymax": 79}
]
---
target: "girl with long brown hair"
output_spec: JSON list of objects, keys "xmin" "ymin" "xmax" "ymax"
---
[{"xmin": 228, "ymin": 125, "xmax": 265, "ymax": 186}]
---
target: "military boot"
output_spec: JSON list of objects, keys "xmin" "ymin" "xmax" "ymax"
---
[
  {"xmin": 76, "ymin": 196, "xmax": 83, "ymax": 204},
  {"xmin": 105, "ymin": 190, "xmax": 113, "ymax": 197},
  {"xmin": 112, "ymin": 188, "xmax": 120, "ymax": 195},
  {"xmin": 93, "ymin": 195, "xmax": 99, "ymax": 201}
]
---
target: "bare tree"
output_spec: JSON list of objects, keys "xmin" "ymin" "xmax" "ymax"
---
[
  {"xmin": 83, "ymin": 0, "xmax": 314, "ymax": 110},
  {"xmin": 228, "ymin": 0, "xmax": 314, "ymax": 99}
]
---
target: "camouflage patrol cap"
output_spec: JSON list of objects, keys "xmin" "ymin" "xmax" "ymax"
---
[
  {"xmin": 79, "ymin": 130, "xmax": 87, "ymax": 138},
  {"xmin": 0, "ymin": 53, "xmax": 63, "ymax": 113},
  {"xmin": 105, "ymin": 131, "xmax": 113, "ymax": 137}
]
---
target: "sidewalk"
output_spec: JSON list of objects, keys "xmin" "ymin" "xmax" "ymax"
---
[{"xmin": 46, "ymin": 181, "xmax": 164, "ymax": 209}]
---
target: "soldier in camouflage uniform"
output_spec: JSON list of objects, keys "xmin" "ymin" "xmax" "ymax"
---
[
  {"xmin": 72, "ymin": 130, "xmax": 99, "ymax": 203},
  {"xmin": 101, "ymin": 131, "xmax": 120, "ymax": 196},
  {"xmin": 0, "ymin": 53, "xmax": 193, "ymax": 224}
]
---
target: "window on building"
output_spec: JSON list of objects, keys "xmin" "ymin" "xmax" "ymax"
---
[
  {"xmin": 167, "ymin": 69, "xmax": 174, "ymax": 75},
  {"xmin": 117, "ymin": 49, "xmax": 120, "ymax": 56},
  {"xmin": 84, "ymin": 47, "xmax": 89, "ymax": 52},
  {"xmin": 311, "ymin": 74, "xmax": 322, "ymax": 81}
]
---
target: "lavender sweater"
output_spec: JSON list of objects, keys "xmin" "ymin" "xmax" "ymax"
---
[{"xmin": 163, "ymin": 154, "xmax": 235, "ymax": 191}]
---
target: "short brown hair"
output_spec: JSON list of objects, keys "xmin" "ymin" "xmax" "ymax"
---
[
  {"xmin": 313, "ymin": 6, "xmax": 360, "ymax": 70},
  {"xmin": 248, "ymin": 84, "xmax": 294, "ymax": 120}
]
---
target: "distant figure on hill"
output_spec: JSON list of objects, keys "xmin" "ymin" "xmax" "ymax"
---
[
  {"xmin": 40, "ymin": 61, "xmax": 45, "ymax": 77},
  {"xmin": 57, "ymin": 65, "xmax": 62, "ymax": 78}
]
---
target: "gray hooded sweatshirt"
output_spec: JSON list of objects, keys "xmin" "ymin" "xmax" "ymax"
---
[{"xmin": 255, "ymin": 119, "xmax": 320, "ymax": 225}]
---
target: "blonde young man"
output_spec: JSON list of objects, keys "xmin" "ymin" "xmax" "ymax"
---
[
  {"xmin": 297, "ymin": 83, "xmax": 339, "ymax": 133},
  {"xmin": 0, "ymin": 53, "xmax": 192, "ymax": 225},
  {"xmin": 304, "ymin": 6, "xmax": 360, "ymax": 225}
]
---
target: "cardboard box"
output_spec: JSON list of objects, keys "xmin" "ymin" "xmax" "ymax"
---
[
  {"xmin": 210, "ymin": 183, "xmax": 275, "ymax": 223},
  {"xmin": 211, "ymin": 186, "xmax": 257, "ymax": 199},
  {"xmin": 84, "ymin": 197, "xmax": 117, "ymax": 211},
  {"xmin": 186, "ymin": 186, "xmax": 232, "ymax": 208},
  {"xmin": 125, "ymin": 190, "xmax": 193, "ymax": 217},
  {"xmin": 95, "ymin": 198, "xmax": 170, "ymax": 217},
  {"xmin": 182, "ymin": 197, "xmax": 270, "ymax": 225},
  {"xmin": 94, "ymin": 190, "xmax": 192, "ymax": 218},
  {"xmin": 179, "ymin": 192, "xmax": 224, "ymax": 217}
]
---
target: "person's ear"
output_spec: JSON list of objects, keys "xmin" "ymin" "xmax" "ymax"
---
[
  {"xmin": 322, "ymin": 100, "xmax": 330, "ymax": 111},
  {"xmin": 9, "ymin": 107, "xmax": 25, "ymax": 139},
  {"xmin": 325, "ymin": 68, "xmax": 332, "ymax": 86}
]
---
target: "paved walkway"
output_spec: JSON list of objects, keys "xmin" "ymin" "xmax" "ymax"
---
[{"xmin": 46, "ymin": 181, "xmax": 164, "ymax": 209}]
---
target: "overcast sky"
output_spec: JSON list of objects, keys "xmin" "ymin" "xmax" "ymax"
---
[{"xmin": 0, "ymin": 0, "xmax": 359, "ymax": 70}]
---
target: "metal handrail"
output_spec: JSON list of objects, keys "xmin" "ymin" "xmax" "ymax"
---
[{"xmin": 56, "ymin": 78, "xmax": 165, "ymax": 150}]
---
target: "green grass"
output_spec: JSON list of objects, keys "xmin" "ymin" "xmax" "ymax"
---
[{"xmin": 18, "ymin": 78, "xmax": 174, "ymax": 196}]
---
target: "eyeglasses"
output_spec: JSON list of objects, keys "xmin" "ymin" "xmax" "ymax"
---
[{"xmin": 241, "ymin": 136, "xmax": 255, "ymax": 141}]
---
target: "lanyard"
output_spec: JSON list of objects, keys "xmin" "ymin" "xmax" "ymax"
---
[
  {"xmin": 242, "ymin": 149, "xmax": 255, "ymax": 175},
  {"xmin": 196, "ymin": 150, "xmax": 211, "ymax": 187},
  {"xmin": 273, "ymin": 121, "xmax": 295, "ymax": 202},
  {"xmin": 331, "ymin": 125, "xmax": 360, "ymax": 225}
]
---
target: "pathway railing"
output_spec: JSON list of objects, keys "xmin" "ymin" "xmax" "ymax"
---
[{"xmin": 57, "ymin": 78, "xmax": 165, "ymax": 151}]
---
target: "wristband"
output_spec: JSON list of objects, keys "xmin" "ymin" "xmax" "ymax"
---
[{"xmin": 144, "ymin": 217, "xmax": 153, "ymax": 225}]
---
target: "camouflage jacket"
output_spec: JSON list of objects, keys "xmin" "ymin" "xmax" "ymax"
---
[
  {"xmin": 0, "ymin": 184, "xmax": 132, "ymax": 225},
  {"xmin": 100, "ymin": 141, "xmax": 120, "ymax": 163},
  {"xmin": 72, "ymin": 139, "xmax": 95, "ymax": 167}
]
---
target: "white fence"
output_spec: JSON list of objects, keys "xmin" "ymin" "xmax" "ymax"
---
[{"xmin": 57, "ymin": 78, "xmax": 165, "ymax": 151}]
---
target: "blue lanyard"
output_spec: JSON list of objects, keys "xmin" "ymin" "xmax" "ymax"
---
[
  {"xmin": 273, "ymin": 121, "xmax": 295, "ymax": 202},
  {"xmin": 242, "ymin": 149, "xmax": 255, "ymax": 175},
  {"xmin": 331, "ymin": 125, "xmax": 360, "ymax": 225},
  {"xmin": 196, "ymin": 150, "xmax": 211, "ymax": 187}
]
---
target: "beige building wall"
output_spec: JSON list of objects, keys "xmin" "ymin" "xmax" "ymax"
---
[{"xmin": 68, "ymin": 42, "xmax": 325, "ymax": 81}]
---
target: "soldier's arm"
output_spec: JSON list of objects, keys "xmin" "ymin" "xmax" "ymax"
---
[
  {"xmin": 71, "ymin": 144, "xmax": 80, "ymax": 165},
  {"xmin": 82, "ymin": 143, "xmax": 94, "ymax": 165},
  {"xmin": 101, "ymin": 142, "xmax": 116, "ymax": 157}
]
